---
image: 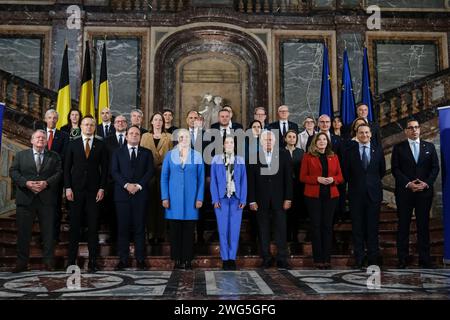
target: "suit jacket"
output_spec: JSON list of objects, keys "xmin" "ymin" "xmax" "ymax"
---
[
  {"xmin": 160, "ymin": 149, "xmax": 205, "ymax": 220},
  {"xmin": 391, "ymin": 139, "xmax": 439, "ymax": 196},
  {"xmin": 64, "ymin": 136, "xmax": 108, "ymax": 193},
  {"xmin": 305, "ymin": 132, "xmax": 343, "ymax": 158},
  {"xmin": 287, "ymin": 147, "xmax": 304, "ymax": 182},
  {"xmin": 140, "ymin": 132, "xmax": 173, "ymax": 168},
  {"xmin": 269, "ymin": 121, "xmax": 300, "ymax": 147},
  {"xmin": 343, "ymin": 143, "xmax": 386, "ymax": 203},
  {"xmin": 111, "ymin": 145, "xmax": 154, "ymax": 202},
  {"xmin": 44, "ymin": 128, "xmax": 69, "ymax": 160},
  {"xmin": 247, "ymin": 149, "xmax": 293, "ymax": 210},
  {"xmin": 210, "ymin": 154, "xmax": 247, "ymax": 205},
  {"xmin": 300, "ymin": 153, "xmax": 344, "ymax": 199},
  {"xmin": 9, "ymin": 149, "xmax": 62, "ymax": 206},
  {"xmin": 96, "ymin": 123, "xmax": 115, "ymax": 139},
  {"xmin": 211, "ymin": 122, "xmax": 243, "ymax": 130}
]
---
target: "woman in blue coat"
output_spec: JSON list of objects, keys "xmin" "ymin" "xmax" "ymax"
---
[
  {"xmin": 161, "ymin": 129, "xmax": 204, "ymax": 270},
  {"xmin": 210, "ymin": 136, "xmax": 247, "ymax": 270}
]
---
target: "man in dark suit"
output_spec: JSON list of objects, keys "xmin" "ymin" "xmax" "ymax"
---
[
  {"xmin": 356, "ymin": 103, "xmax": 381, "ymax": 148},
  {"xmin": 9, "ymin": 129, "xmax": 62, "ymax": 272},
  {"xmin": 269, "ymin": 105, "xmax": 299, "ymax": 148},
  {"xmin": 111, "ymin": 125, "xmax": 154, "ymax": 270},
  {"xmin": 306, "ymin": 114, "xmax": 342, "ymax": 155},
  {"xmin": 130, "ymin": 109, "xmax": 148, "ymax": 135},
  {"xmin": 96, "ymin": 107, "xmax": 115, "ymax": 139},
  {"xmin": 211, "ymin": 107, "xmax": 243, "ymax": 131},
  {"xmin": 102, "ymin": 115, "xmax": 128, "ymax": 243},
  {"xmin": 343, "ymin": 124, "xmax": 386, "ymax": 268},
  {"xmin": 391, "ymin": 118, "xmax": 440, "ymax": 269},
  {"xmin": 248, "ymin": 130, "xmax": 293, "ymax": 269},
  {"xmin": 253, "ymin": 106, "xmax": 270, "ymax": 129},
  {"xmin": 64, "ymin": 115, "xmax": 108, "ymax": 272},
  {"xmin": 42, "ymin": 109, "xmax": 69, "ymax": 242}
]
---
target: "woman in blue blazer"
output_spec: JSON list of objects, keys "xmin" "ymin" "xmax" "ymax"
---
[
  {"xmin": 161, "ymin": 129, "xmax": 205, "ymax": 270},
  {"xmin": 210, "ymin": 136, "xmax": 247, "ymax": 270}
]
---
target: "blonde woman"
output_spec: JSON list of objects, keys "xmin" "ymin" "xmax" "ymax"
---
[{"xmin": 140, "ymin": 112, "xmax": 173, "ymax": 243}]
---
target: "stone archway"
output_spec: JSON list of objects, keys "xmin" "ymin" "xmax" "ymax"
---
[{"xmin": 153, "ymin": 26, "xmax": 268, "ymax": 128}]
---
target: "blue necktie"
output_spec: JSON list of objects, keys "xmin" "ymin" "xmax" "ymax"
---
[
  {"xmin": 361, "ymin": 146, "xmax": 368, "ymax": 170},
  {"xmin": 413, "ymin": 142, "xmax": 419, "ymax": 163},
  {"xmin": 282, "ymin": 122, "xmax": 287, "ymax": 137},
  {"xmin": 119, "ymin": 134, "xmax": 124, "ymax": 147}
]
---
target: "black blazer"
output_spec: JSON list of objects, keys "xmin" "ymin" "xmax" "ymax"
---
[
  {"xmin": 391, "ymin": 139, "xmax": 440, "ymax": 196},
  {"xmin": 110, "ymin": 145, "xmax": 154, "ymax": 202},
  {"xmin": 211, "ymin": 122, "xmax": 243, "ymax": 130},
  {"xmin": 343, "ymin": 143, "xmax": 386, "ymax": 203},
  {"xmin": 64, "ymin": 136, "xmax": 108, "ymax": 193},
  {"xmin": 288, "ymin": 148, "xmax": 304, "ymax": 182},
  {"xmin": 44, "ymin": 128, "xmax": 69, "ymax": 160},
  {"xmin": 247, "ymin": 149, "xmax": 293, "ymax": 210},
  {"xmin": 9, "ymin": 149, "xmax": 62, "ymax": 206},
  {"xmin": 269, "ymin": 121, "xmax": 299, "ymax": 147},
  {"xmin": 96, "ymin": 123, "xmax": 116, "ymax": 139},
  {"xmin": 306, "ymin": 132, "xmax": 343, "ymax": 158}
]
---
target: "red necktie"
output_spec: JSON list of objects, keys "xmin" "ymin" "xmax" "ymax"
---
[{"xmin": 47, "ymin": 130, "xmax": 54, "ymax": 150}]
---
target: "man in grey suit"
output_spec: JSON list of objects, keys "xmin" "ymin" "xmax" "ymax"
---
[{"xmin": 9, "ymin": 129, "xmax": 62, "ymax": 272}]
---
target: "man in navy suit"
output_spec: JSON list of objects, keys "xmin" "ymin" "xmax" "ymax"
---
[
  {"xmin": 269, "ymin": 105, "xmax": 299, "ymax": 148},
  {"xmin": 391, "ymin": 118, "xmax": 440, "ymax": 268},
  {"xmin": 211, "ymin": 105, "xmax": 243, "ymax": 131},
  {"xmin": 96, "ymin": 107, "xmax": 115, "ymax": 139},
  {"xmin": 42, "ymin": 109, "xmax": 69, "ymax": 242},
  {"xmin": 64, "ymin": 116, "xmax": 108, "ymax": 272},
  {"xmin": 356, "ymin": 103, "xmax": 381, "ymax": 148},
  {"xmin": 111, "ymin": 125, "xmax": 154, "ymax": 270},
  {"xmin": 343, "ymin": 124, "xmax": 386, "ymax": 268}
]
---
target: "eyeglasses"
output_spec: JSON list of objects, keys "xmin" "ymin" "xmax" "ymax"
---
[{"xmin": 407, "ymin": 126, "xmax": 420, "ymax": 130}]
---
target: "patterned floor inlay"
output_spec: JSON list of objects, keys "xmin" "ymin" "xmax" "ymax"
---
[{"xmin": 0, "ymin": 269, "xmax": 449, "ymax": 299}]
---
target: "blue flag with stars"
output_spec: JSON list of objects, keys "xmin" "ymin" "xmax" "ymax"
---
[
  {"xmin": 361, "ymin": 47, "xmax": 374, "ymax": 122},
  {"xmin": 319, "ymin": 44, "xmax": 333, "ymax": 118},
  {"xmin": 340, "ymin": 50, "xmax": 356, "ymax": 126}
]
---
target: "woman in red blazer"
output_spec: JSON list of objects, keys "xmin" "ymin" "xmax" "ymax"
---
[{"xmin": 300, "ymin": 132, "xmax": 344, "ymax": 269}]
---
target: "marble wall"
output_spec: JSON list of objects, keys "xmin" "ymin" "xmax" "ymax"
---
[
  {"xmin": 281, "ymin": 40, "xmax": 324, "ymax": 125},
  {"xmin": 93, "ymin": 38, "xmax": 140, "ymax": 117},
  {"xmin": 374, "ymin": 41, "xmax": 438, "ymax": 94},
  {"xmin": 0, "ymin": 37, "xmax": 42, "ymax": 85}
]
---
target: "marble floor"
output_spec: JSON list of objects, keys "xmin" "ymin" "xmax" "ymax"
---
[{"xmin": 0, "ymin": 268, "xmax": 449, "ymax": 300}]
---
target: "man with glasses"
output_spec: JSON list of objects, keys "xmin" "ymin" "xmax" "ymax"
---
[
  {"xmin": 306, "ymin": 114, "xmax": 342, "ymax": 154},
  {"xmin": 253, "ymin": 107, "xmax": 269, "ymax": 129},
  {"xmin": 391, "ymin": 118, "xmax": 439, "ymax": 269},
  {"xmin": 269, "ymin": 105, "xmax": 299, "ymax": 148}
]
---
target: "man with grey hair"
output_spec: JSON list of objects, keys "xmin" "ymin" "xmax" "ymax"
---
[
  {"xmin": 269, "ymin": 105, "xmax": 299, "ymax": 148},
  {"xmin": 248, "ymin": 130, "xmax": 293, "ymax": 269},
  {"xmin": 9, "ymin": 129, "xmax": 63, "ymax": 272},
  {"xmin": 41, "ymin": 108, "xmax": 68, "ymax": 243},
  {"xmin": 130, "ymin": 109, "xmax": 148, "ymax": 135}
]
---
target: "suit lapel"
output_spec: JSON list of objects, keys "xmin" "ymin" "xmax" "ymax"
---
[
  {"xmin": 403, "ymin": 141, "xmax": 416, "ymax": 164},
  {"xmin": 28, "ymin": 149, "xmax": 39, "ymax": 174}
]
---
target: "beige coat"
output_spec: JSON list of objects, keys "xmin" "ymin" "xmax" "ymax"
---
[{"xmin": 140, "ymin": 132, "xmax": 173, "ymax": 167}]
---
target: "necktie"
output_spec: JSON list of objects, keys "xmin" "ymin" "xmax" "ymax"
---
[
  {"xmin": 223, "ymin": 129, "xmax": 227, "ymax": 145},
  {"xmin": 282, "ymin": 122, "xmax": 287, "ymax": 136},
  {"xmin": 119, "ymin": 134, "xmax": 124, "ymax": 147},
  {"xmin": 131, "ymin": 147, "xmax": 137, "ymax": 167},
  {"xmin": 413, "ymin": 142, "xmax": 419, "ymax": 163},
  {"xmin": 35, "ymin": 152, "xmax": 42, "ymax": 173},
  {"xmin": 191, "ymin": 129, "xmax": 195, "ymax": 146},
  {"xmin": 85, "ymin": 138, "xmax": 91, "ymax": 158},
  {"xmin": 361, "ymin": 146, "xmax": 368, "ymax": 170},
  {"xmin": 47, "ymin": 130, "xmax": 54, "ymax": 150},
  {"xmin": 104, "ymin": 124, "xmax": 109, "ymax": 137}
]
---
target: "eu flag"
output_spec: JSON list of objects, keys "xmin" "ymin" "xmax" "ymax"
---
[
  {"xmin": 361, "ymin": 47, "xmax": 374, "ymax": 122},
  {"xmin": 0, "ymin": 102, "xmax": 5, "ymax": 149},
  {"xmin": 319, "ymin": 44, "xmax": 333, "ymax": 117},
  {"xmin": 340, "ymin": 50, "xmax": 356, "ymax": 126}
]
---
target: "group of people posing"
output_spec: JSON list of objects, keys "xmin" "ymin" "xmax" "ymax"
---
[{"xmin": 9, "ymin": 102, "xmax": 440, "ymax": 273}]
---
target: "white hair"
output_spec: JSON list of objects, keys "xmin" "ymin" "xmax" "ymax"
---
[{"xmin": 45, "ymin": 109, "xmax": 58, "ymax": 118}]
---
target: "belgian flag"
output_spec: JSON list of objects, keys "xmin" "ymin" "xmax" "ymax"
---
[
  {"xmin": 97, "ymin": 42, "xmax": 110, "ymax": 124},
  {"xmin": 56, "ymin": 43, "xmax": 71, "ymax": 129},
  {"xmin": 79, "ymin": 40, "xmax": 95, "ymax": 118}
]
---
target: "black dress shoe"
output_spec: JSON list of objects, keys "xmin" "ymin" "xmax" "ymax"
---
[
  {"xmin": 261, "ymin": 258, "xmax": 273, "ymax": 269},
  {"xmin": 419, "ymin": 262, "xmax": 436, "ymax": 269},
  {"xmin": 397, "ymin": 260, "xmax": 407, "ymax": 269},
  {"xmin": 115, "ymin": 261, "xmax": 128, "ymax": 271},
  {"xmin": 222, "ymin": 260, "xmax": 229, "ymax": 270},
  {"xmin": 174, "ymin": 260, "xmax": 184, "ymax": 270},
  {"xmin": 88, "ymin": 260, "xmax": 99, "ymax": 273},
  {"xmin": 184, "ymin": 261, "xmax": 193, "ymax": 270},
  {"xmin": 276, "ymin": 260, "xmax": 291, "ymax": 270},
  {"xmin": 136, "ymin": 261, "xmax": 147, "ymax": 271},
  {"xmin": 229, "ymin": 260, "xmax": 237, "ymax": 271},
  {"xmin": 12, "ymin": 264, "xmax": 28, "ymax": 273}
]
